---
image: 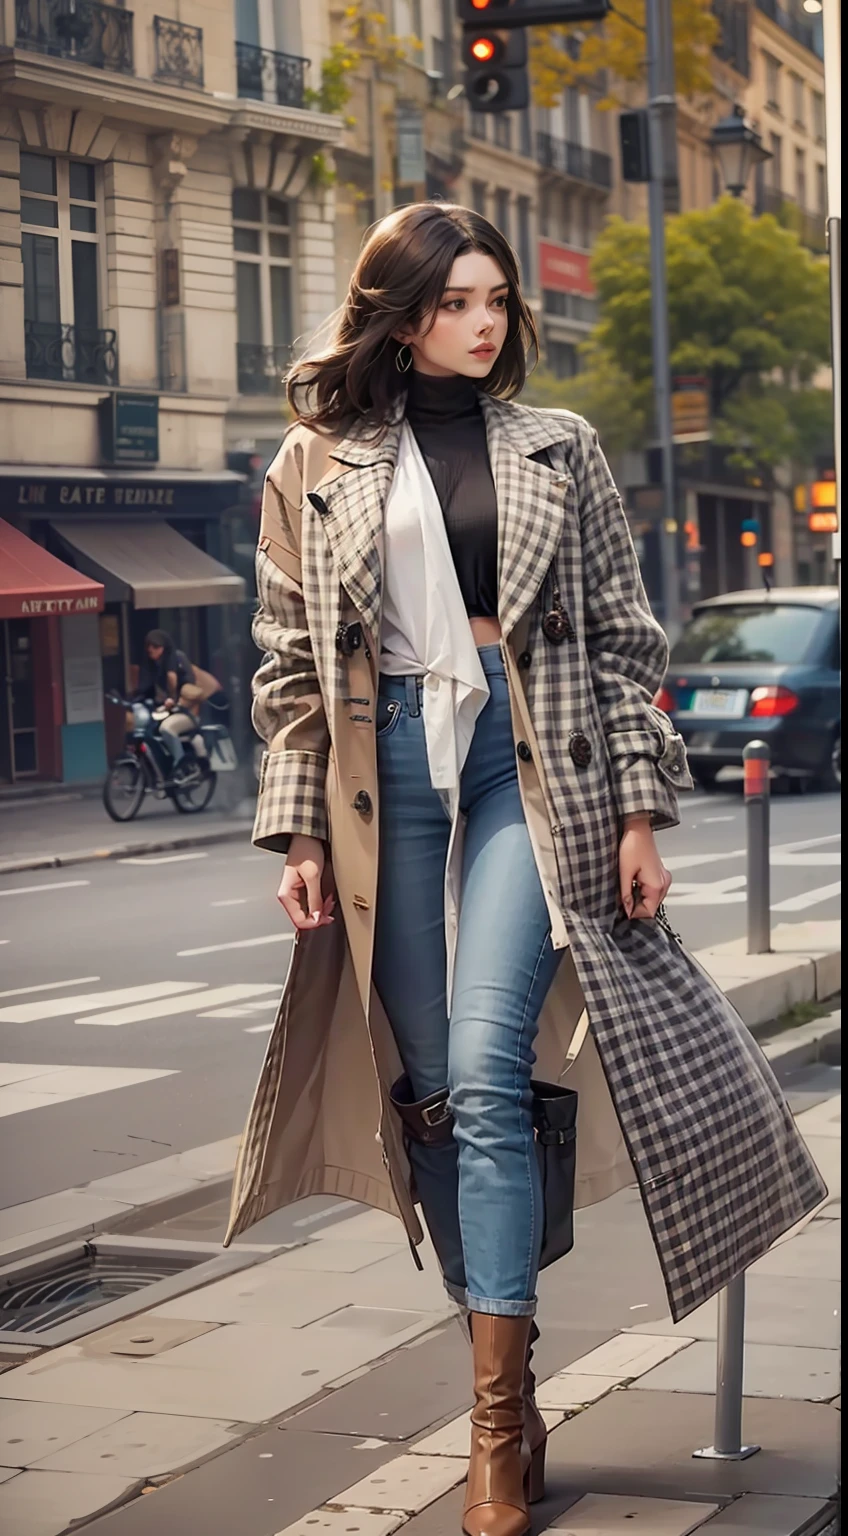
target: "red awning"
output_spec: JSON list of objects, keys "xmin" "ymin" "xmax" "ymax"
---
[{"xmin": 0, "ymin": 520, "xmax": 105, "ymax": 620}]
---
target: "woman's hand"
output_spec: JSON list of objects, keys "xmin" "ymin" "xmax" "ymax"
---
[
  {"xmin": 619, "ymin": 815, "xmax": 672, "ymax": 920},
  {"xmin": 277, "ymin": 835, "xmax": 336, "ymax": 930}
]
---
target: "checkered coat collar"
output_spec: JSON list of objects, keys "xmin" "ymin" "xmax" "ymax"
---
[{"xmin": 313, "ymin": 395, "xmax": 574, "ymax": 643}]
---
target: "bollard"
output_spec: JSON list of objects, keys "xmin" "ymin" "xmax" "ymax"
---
[
  {"xmin": 743, "ymin": 740, "xmax": 771, "ymax": 956},
  {"xmin": 693, "ymin": 1274, "xmax": 760, "ymax": 1461}
]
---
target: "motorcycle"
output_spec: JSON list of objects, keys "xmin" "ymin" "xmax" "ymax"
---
[{"xmin": 102, "ymin": 692, "xmax": 235, "ymax": 822}]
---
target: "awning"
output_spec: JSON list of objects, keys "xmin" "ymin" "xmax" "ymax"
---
[
  {"xmin": 53, "ymin": 521, "xmax": 246, "ymax": 609},
  {"xmin": 0, "ymin": 520, "xmax": 104, "ymax": 620}
]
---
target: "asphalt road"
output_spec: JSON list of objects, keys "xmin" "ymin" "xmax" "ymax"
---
[{"xmin": 0, "ymin": 785, "xmax": 839, "ymax": 1215}]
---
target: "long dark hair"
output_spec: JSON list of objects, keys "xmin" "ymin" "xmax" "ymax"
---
[{"xmin": 287, "ymin": 202, "xmax": 539, "ymax": 433}]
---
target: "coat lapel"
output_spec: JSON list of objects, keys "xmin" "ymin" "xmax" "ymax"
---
[
  {"xmin": 481, "ymin": 396, "xmax": 574, "ymax": 640},
  {"xmin": 310, "ymin": 415, "xmax": 403, "ymax": 644}
]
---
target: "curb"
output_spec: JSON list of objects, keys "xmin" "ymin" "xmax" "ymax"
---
[
  {"xmin": 0, "ymin": 822, "xmax": 253, "ymax": 876},
  {"xmin": 0, "ymin": 996, "xmax": 840, "ymax": 1272}
]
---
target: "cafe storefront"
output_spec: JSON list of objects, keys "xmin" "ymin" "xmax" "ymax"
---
[{"xmin": 0, "ymin": 467, "xmax": 250, "ymax": 783}]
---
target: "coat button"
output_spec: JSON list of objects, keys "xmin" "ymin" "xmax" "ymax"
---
[
  {"xmin": 516, "ymin": 741, "xmax": 532, "ymax": 763},
  {"xmin": 353, "ymin": 790, "xmax": 372, "ymax": 815},
  {"xmin": 569, "ymin": 731, "xmax": 592, "ymax": 769},
  {"xmin": 517, "ymin": 651, "xmax": 532, "ymax": 670}
]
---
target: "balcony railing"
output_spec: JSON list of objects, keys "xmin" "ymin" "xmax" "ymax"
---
[
  {"xmin": 537, "ymin": 133, "xmax": 613, "ymax": 191},
  {"xmin": 756, "ymin": 188, "xmax": 828, "ymax": 253},
  {"xmin": 713, "ymin": 0, "xmax": 750, "ymax": 77},
  {"xmin": 153, "ymin": 16, "xmax": 203, "ymax": 88},
  {"xmin": 235, "ymin": 42, "xmax": 308, "ymax": 109},
  {"xmin": 15, "ymin": 0, "xmax": 134, "ymax": 73},
  {"xmin": 25, "ymin": 320, "xmax": 118, "ymax": 386},
  {"xmin": 755, "ymin": 0, "xmax": 821, "ymax": 56},
  {"xmin": 236, "ymin": 342, "xmax": 288, "ymax": 396}
]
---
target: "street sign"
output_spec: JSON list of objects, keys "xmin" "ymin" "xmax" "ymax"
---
[
  {"xmin": 671, "ymin": 375, "xmax": 710, "ymax": 441},
  {"xmin": 99, "ymin": 394, "xmax": 160, "ymax": 465}
]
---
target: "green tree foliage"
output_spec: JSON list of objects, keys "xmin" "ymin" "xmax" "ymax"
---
[{"xmin": 562, "ymin": 197, "xmax": 832, "ymax": 475}]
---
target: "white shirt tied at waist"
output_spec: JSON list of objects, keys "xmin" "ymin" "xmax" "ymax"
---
[
  {"xmin": 380, "ymin": 422, "xmax": 490, "ymax": 1001},
  {"xmin": 380, "ymin": 421, "xmax": 491, "ymax": 805}
]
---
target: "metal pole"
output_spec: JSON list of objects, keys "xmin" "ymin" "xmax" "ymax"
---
[
  {"xmin": 821, "ymin": 0, "xmax": 840, "ymax": 594},
  {"xmin": 645, "ymin": 0, "xmax": 680, "ymax": 638},
  {"xmin": 743, "ymin": 739, "xmax": 771, "ymax": 956},
  {"xmin": 693, "ymin": 1274, "xmax": 760, "ymax": 1461}
]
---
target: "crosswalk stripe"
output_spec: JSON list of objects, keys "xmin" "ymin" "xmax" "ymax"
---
[
  {"xmin": 0, "ymin": 1063, "xmax": 177, "ymax": 1118},
  {"xmin": 121, "ymin": 852, "xmax": 209, "ymax": 866},
  {"xmin": 0, "ymin": 880, "xmax": 90, "ymax": 898},
  {"xmin": 80, "ymin": 982, "xmax": 279, "ymax": 1027},
  {"xmin": 177, "ymin": 933, "xmax": 293, "ymax": 957},
  {"xmin": 0, "ymin": 976, "xmax": 100, "ymax": 1001},
  {"xmin": 771, "ymin": 881, "xmax": 843, "ymax": 912},
  {"xmin": 0, "ymin": 982, "xmax": 206, "ymax": 1025}
]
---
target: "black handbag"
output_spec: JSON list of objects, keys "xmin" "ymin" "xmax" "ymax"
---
[{"xmin": 390, "ymin": 1051, "xmax": 582, "ymax": 1273}]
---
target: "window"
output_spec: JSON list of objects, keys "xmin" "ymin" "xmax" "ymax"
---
[
  {"xmin": 791, "ymin": 74, "xmax": 805, "ymax": 128},
  {"xmin": 494, "ymin": 188, "xmax": 510, "ymax": 241},
  {"xmin": 232, "ymin": 189, "xmax": 294, "ymax": 394},
  {"xmin": 812, "ymin": 92, "xmax": 825, "ymax": 142},
  {"xmin": 516, "ymin": 195, "xmax": 532, "ymax": 286},
  {"xmin": 769, "ymin": 133, "xmax": 783, "ymax": 190},
  {"xmin": 815, "ymin": 162, "xmax": 827, "ymax": 215},
  {"xmin": 430, "ymin": 34, "xmax": 447, "ymax": 90},
  {"xmin": 519, "ymin": 109, "xmax": 532, "ymax": 158},
  {"xmin": 764, "ymin": 52, "xmax": 781, "ymax": 111},
  {"xmin": 546, "ymin": 338, "xmax": 579, "ymax": 379},
  {"xmin": 795, "ymin": 147, "xmax": 807, "ymax": 209},
  {"xmin": 470, "ymin": 109, "xmax": 488, "ymax": 141},
  {"xmin": 670, "ymin": 604, "xmax": 825, "ymax": 666},
  {"xmin": 494, "ymin": 115, "xmax": 512, "ymax": 151},
  {"xmin": 20, "ymin": 152, "xmax": 110, "ymax": 384},
  {"xmin": 471, "ymin": 180, "xmax": 488, "ymax": 216}
]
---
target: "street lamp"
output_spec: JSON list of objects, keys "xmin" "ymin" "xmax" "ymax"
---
[{"xmin": 710, "ymin": 104, "xmax": 771, "ymax": 198}]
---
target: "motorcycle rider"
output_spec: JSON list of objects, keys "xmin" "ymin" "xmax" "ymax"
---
[{"xmin": 135, "ymin": 631, "xmax": 203, "ymax": 776}]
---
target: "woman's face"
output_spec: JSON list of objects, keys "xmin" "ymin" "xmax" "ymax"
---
[{"xmin": 400, "ymin": 249, "xmax": 510, "ymax": 379}]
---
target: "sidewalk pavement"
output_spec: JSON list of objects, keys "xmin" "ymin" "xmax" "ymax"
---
[
  {"xmin": 0, "ymin": 786, "xmax": 254, "ymax": 875},
  {"xmin": 0, "ymin": 1009, "xmax": 840, "ymax": 1536}
]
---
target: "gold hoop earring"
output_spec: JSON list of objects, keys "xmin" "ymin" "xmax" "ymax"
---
[{"xmin": 395, "ymin": 344, "xmax": 413, "ymax": 374}]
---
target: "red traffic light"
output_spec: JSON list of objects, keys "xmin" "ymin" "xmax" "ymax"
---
[{"xmin": 471, "ymin": 34, "xmax": 497, "ymax": 58}]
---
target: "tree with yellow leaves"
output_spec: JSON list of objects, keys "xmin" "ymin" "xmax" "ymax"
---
[{"xmin": 529, "ymin": 0, "xmax": 719, "ymax": 109}]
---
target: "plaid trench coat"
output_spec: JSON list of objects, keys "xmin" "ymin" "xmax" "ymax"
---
[{"xmin": 226, "ymin": 395, "xmax": 826, "ymax": 1323}]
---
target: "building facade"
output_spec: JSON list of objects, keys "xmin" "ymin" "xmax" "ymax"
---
[{"xmin": 0, "ymin": 0, "xmax": 341, "ymax": 782}]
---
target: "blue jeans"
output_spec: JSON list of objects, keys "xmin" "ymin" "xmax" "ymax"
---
[{"xmin": 373, "ymin": 645, "xmax": 561, "ymax": 1317}]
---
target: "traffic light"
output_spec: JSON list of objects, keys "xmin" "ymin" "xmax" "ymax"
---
[
  {"xmin": 463, "ymin": 22, "xmax": 528, "ymax": 112},
  {"xmin": 457, "ymin": 0, "xmax": 610, "ymax": 25},
  {"xmin": 620, "ymin": 110, "xmax": 651, "ymax": 183}
]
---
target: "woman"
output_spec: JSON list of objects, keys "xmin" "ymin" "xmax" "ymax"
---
[{"xmin": 227, "ymin": 205, "xmax": 825, "ymax": 1536}]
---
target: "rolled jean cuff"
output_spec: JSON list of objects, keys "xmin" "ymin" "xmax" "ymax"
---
[
  {"xmin": 444, "ymin": 1277, "xmax": 468, "ymax": 1307},
  {"xmin": 466, "ymin": 1292, "xmax": 537, "ymax": 1318}
]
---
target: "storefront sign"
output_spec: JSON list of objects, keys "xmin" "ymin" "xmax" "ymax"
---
[
  {"xmin": 19, "ymin": 594, "xmax": 102, "ymax": 616},
  {"xmin": 538, "ymin": 240, "xmax": 595, "ymax": 297},
  {"xmin": 100, "ymin": 394, "xmax": 160, "ymax": 465},
  {"xmin": 2, "ymin": 475, "xmax": 244, "ymax": 520}
]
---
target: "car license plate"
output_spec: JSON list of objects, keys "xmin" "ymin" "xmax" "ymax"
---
[{"xmin": 689, "ymin": 688, "xmax": 748, "ymax": 718}]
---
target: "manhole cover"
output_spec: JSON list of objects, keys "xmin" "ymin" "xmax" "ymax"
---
[
  {"xmin": 0, "ymin": 1241, "xmax": 203, "ymax": 1335},
  {"xmin": 0, "ymin": 1235, "xmax": 275, "ymax": 1348}
]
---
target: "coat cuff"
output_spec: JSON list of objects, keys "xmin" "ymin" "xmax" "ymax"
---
[
  {"xmin": 253, "ymin": 749, "xmax": 329, "ymax": 854},
  {"xmin": 607, "ymin": 708, "xmax": 694, "ymax": 832}
]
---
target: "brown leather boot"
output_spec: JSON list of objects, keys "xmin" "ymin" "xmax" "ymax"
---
[
  {"xmin": 462, "ymin": 1314, "xmax": 533, "ymax": 1536},
  {"xmin": 522, "ymin": 1321, "xmax": 547, "ymax": 1503}
]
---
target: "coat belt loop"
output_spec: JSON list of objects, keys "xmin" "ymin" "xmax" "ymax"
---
[{"xmin": 405, "ymin": 675, "xmax": 421, "ymax": 718}]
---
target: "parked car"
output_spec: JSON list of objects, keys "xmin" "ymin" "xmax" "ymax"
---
[{"xmin": 656, "ymin": 587, "xmax": 840, "ymax": 790}]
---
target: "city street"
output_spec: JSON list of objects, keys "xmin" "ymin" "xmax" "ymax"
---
[{"xmin": 0, "ymin": 786, "xmax": 839, "ymax": 1215}]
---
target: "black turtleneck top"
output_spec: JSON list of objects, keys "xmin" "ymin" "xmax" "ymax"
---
[{"xmin": 404, "ymin": 370, "xmax": 499, "ymax": 619}]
